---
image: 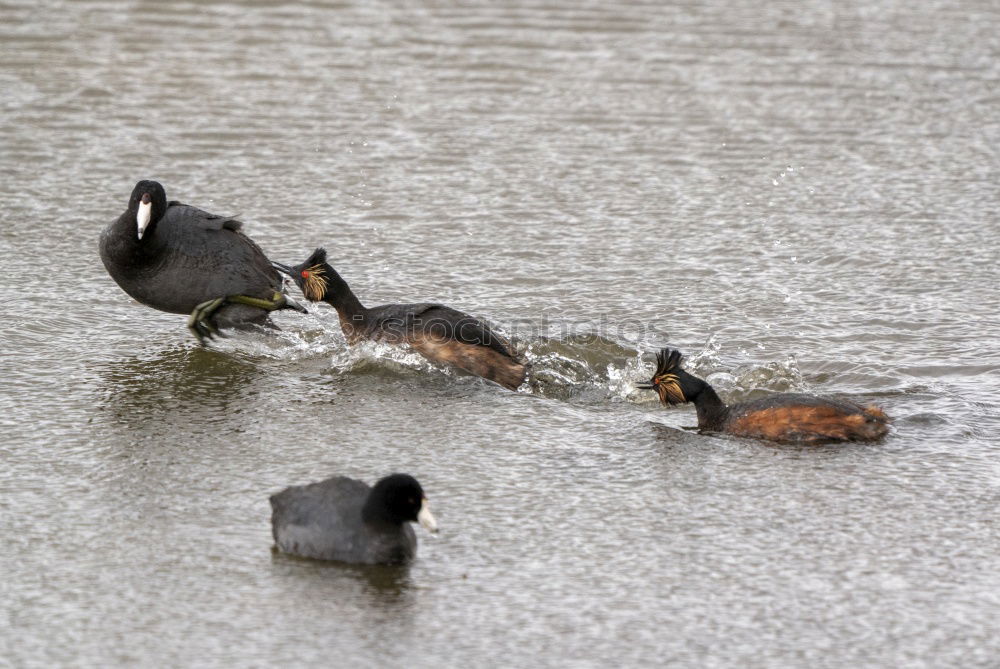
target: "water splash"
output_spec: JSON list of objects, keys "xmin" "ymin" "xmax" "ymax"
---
[{"xmin": 204, "ymin": 324, "xmax": 807, "ymax": 404}]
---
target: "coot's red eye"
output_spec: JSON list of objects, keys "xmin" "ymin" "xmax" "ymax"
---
[{"xmin": 301, "ymin": 270, "xmax": 310, "ymax": 278}]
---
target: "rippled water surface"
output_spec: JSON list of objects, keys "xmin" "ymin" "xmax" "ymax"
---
[{"xmin": 2, "ymin": 1, "xmax": 999, "ymax": 666}]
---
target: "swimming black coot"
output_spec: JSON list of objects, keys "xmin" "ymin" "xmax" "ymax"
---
[
  {"xmin": 637, "ymin": 348, "xmax": 890, "ymax": 443},
  {"xmin": 273, "ymin": 248, "xmax": 528, "ymax": 390},
  {"xmin": 270, "ymin": 473, "xmax": 438, "ymax": 565},
  {"xmin": 99, "ymin": 180, "xmax": 306, "ymax": 343}
]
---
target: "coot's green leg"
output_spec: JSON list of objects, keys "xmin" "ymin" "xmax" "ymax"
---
[
  {"xmin": 187, "ymin": 298, "xmax": 227, "ymax": 344},
  {"xmin": 187, "ymin": 292, "xmax": 302, "ymax": 345},
  {"xmin": 226, "ymin": 292, "xmax": 295, "ymax": 311}
]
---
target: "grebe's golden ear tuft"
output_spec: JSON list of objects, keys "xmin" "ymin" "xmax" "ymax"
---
[
  {"xmin": 301, "ymin": 264, "xmax": 328, "ymax": 301},
  {"xmin": 655, "ymin": 373, "xmax": 686, "ymax": 405},
  {"xmin": 653, "ymin": 348, "xmax": 686, "ymax": 405}
]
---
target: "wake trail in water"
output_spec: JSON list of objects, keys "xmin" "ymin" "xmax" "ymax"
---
[{"xmin": 209, "ymin": 317, "xmax": 812, "ymax": 406}]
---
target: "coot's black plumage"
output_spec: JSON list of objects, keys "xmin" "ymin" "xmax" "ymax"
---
[
  {"xmin": 99, "ymin": 180, "xmax": 305, "ymax": 342},
  {"xmin": 273, "ymin": 248, "xmax": 528, "ymax": 390},
  {"xmin": 270, "ymin": 473, "xmax": 438, "ymax": 565}
]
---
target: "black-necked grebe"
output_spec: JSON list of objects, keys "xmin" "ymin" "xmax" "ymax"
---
[
  {"xmin": 638, "ymin": 348, "xmax": 890, "ymax": 443},
  {"xmin": 269, "ymin": 473, "xmax": 438, "ymax": 565},
  {"xmin": 99, "ymin": 180, "xmax": 306, "ymax": 344},
  {"xmin": 274, "ymin": 248, "xmax": 528, "ymax": 390}
]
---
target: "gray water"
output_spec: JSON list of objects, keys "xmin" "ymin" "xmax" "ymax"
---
[{"xmin": 2, "ymin": 1, "xmax": 999, "ymax": 666}]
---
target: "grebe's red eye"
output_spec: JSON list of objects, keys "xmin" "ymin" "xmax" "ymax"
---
[{"xmin": 301, "ymin": 270, "xmax": 310, "ymax": 278}]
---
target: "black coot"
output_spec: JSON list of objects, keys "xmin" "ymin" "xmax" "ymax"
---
[
  {"xmin": 270, "ymin": 473, "xmax": 438, "ymax": 565},
  {"xmin": 99, "ymin": 180, "xmax": 305, "ymax": 343}
]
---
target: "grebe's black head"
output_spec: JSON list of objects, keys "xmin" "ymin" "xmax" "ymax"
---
[
  {"xmin": 636, "ymin": 348, "xmax": 705, "ymax": 405},
  {"xmin": 272, "ymin": 247, "xmax": 333, "ymax": 301},
  {"xmin": 364, "ymin": 473, "xmax": 438, "ymax": 532},
  {"xmin": 128, "ymin": 180, "xmax": 168, "ymax": 241}
]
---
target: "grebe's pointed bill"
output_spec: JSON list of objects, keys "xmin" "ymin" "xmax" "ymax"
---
[
  {"xmin": 417, "ymin": 498, "xmax": 438, "ymax": 533},
  {"xmin": 635, "ymin": 381, "xmax": 655, "ymax": 389},
  {"xmin": 271, "ymin": 260, "xmax": 294, "ymax": 275},
  {"xmin": 136, "ymin": 193, "xmax": 152, "ymax": 239}
]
